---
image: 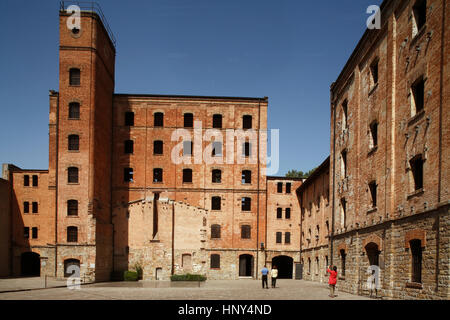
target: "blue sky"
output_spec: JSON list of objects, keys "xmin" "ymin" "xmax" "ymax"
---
[{"xmin": 0, "ymin": 0, "xmax": 382, "ymax": 175}]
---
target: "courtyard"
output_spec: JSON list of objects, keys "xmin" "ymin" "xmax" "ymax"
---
[{"xmin": 0, "ymin": 278, "xmax": 370, "ymax": 300}]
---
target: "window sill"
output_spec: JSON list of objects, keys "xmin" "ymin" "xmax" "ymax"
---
[
  {"xmin": 67, "ymin": 215, "xmax": 79, "ymax": 218},
  {"xmin": 153, "ymin": 181, "xmax": 163, "ymax": 184},
  {"xmin": 68, "ymin": 118, "xmax": 80, "ymax": 120},
  {"xmin": 210, "ymin": 210, "xmax": 221, "ymax": 213},
  {"xmin": 368, "ymin": 83, "xmax": 379, "ymax": 97},
  {"xmin": 182, "ymin": 182, "xmax": 193, "ymax": 185},
  {"xmin": 406, "ymin": 282, "xmax": 423, "ymax": 289},
  {"xmin": 67, "ymin": 183, "xmax": 80, "ymax": 185},
  {"xmin": 69, "ymin": 84, "xmax": 81, "ymax": 87},
  {"xmin": 407, "ymin": 188, "xmax": 424, "ymax": 200},
  {"xmin": 68, "ymin": 150, "xmax": 80, "ymax": 153},
  {"xmin": 153, "ymin": 154, "xmax": 164, "ymax": 156},
  {"xmin": 367, "ymin": 207, "xmax": 378, "ymax": 214},
  {"xmin": 212, "ymin": 182, "xmax": 222, "ymax": 184},
  {"xmin": 368, "ymin": 146, "xmax": 378, "ymax": 156},
  {"xmin": 408, "ymin": 110, "xmax": 425, "ymax": 127}
]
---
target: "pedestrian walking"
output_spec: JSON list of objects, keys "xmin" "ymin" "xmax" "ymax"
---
[
  {"xmin": 327, "ymin": 265, "xmax": 338, "ymax": 298},
  {"xmin": 261, "ymin": 265, "xmax": 269, "ymax": 289},
  {"xmin": 271, "ymin": 265, "xmax": 278, "ymax": 288}
]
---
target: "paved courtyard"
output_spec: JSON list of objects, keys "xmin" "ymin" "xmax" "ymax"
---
[{"xmin": 0, "ymin": 278, "xmax": 370, "ymax": 300}]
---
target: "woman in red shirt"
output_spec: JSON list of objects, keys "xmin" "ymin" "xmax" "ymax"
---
[{"xmin": 327, "ymin": 265, "xmax": 338, "ymax": 298}]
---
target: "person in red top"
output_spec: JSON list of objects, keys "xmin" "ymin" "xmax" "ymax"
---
[{"xmin": 327, "ymin": 265, "xmax": 338, "ymax": 298}]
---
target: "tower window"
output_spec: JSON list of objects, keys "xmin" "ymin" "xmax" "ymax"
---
[
  {"xmin": 211, "ymin": 225, "xmax": 221, "ymax": 239},
  {"xmin": 276, "ymin": 232, "xmax": 282, "ymax": 244},
  {"xmin": 124, "ymin": 168, "xmax": 134, "ymax": 182},
  {"xmin": 243, "ymin": 142, "xmax": 251, "ymax": 157},
  {"xmin": 413, "ymin": 0, "xmax": 427, "ymax": 34},
  {"xmin": 212, "ymin": 169, "xmax": 222, "ymax": 183},
  {"xmin": 32, "ymin": 202, "xmax": 38, "ymax": 214},
  {"xmin": 32, "ymin": 175, "xmax": 38, "ymax": 187},
  {"xmin": 153, "ymin": 168, "xmax": 163, "ymax": 183},
  {"xmin": 67, "ymin": 200, "xmax": 78, "ymax": 216},
  {"xmin": 210, "ymin": 254, "xmax": 220, "ymax": 269},
  {"xmin": 68, "ymin": 135, "xmax": 79, "ymax": 151},
  {"xmin": 411, "ymin": 77, "xmax": 425, "ymax": 115},
  {"xmin": 184, "ymin": 113, "xmax": 193, "ymax": 128},
  {"xmin": 370, "ymin": 59, "xmax": 379, "ymax": 85},
  {"xmin": 211, "ymin": 196, "xmax": 221, "ymax": 211},
  {"xmin": 67, "ymin": 226, "xmax": 78, "ymax": 242},
  {"xmin": 32, "ymin": 227, "xmax": 38, "ymax": 239},
  {"xmin": 341, "ymin": 150, "xmax": 348, "ymax": 178},
  {"xmin": 285, "ymin": 208, "xmax": 291, "ymax": 219},
  {"xmin": 410, "ymin": 155, "xmax": 424, "ymax": 191},
  {"xmin": 153, "ymin": 140, "xmax": 163, "ymax": 155},
  {"xmin": 182, "ymin": 169, "xmax": 192, "ymax": 183},
  {"xmin": 342, "ymin": 100, "xmax": 348, "ymax": 130},
  {"xmin": 243, "ymin": 115, "xmax": 252, "ymax": 129},
  {"xmin": 24, "ymin": 202, "xmax": 29, "ymax": 214},
  {"xmin": 154, "ymin": 112, "xmax": 164, "ymax": 127},
  {"xmin": 242, "ymin": 170, "xmax": 251, "ymax": 184},
  {"xmin": 69, "ymin": 102, "xmax": 80, "ymax": 119},
  {"xmin": 68, "ymin": 167, "xmax": 79, "ymax": 183},
  {"xmin": 340, "ymin": 198, "xmax": 347, "ymax": 228},
  {"xmin": 125, "ymin": 112, "xmax": 134, "ymax": 126},
  {"xmin": 370, "ymin": 121, "xmax": 378, "ymax": 149},
  {"xmin": 369, "ymin": 181, "xmax": 377, "ymax": 208},
  {"xmin": 213, "ymin": 114, "xmax": 222, "ymax": 129},
  {"xmin": 24, "ymin": 227, "xmax": 29, "ymax": 239},
  {"xmin": 285, "ymin": 232, "xmax": 291, "ymax": 244},
  {"xmin": 286, "ymin": 183, "xmax": 291, "ymax": 193},
  {"xmin": 410, "ymin": 239, "xmax": 422, "ymax": 283},
  {"xmin": 124, "ymin": 140, "xmax": 134, "ymax": 154},
  {"xmin": 24, "ymin": 175, "xmax": 29, "ymax": 186},
  {"xmin": 276, "ymin": 208, "xmax": 282, "ymax": 219},
  {"xmin": 277, "ymin": 182, "xmax": 283, "ymax": 193},
  {"xmin": 340, "ymin": 249, "xmax": 346, "ymax": 276},
  {"xmin": 69, "ymin": 68, "xmax": 80, "ymax": 86},
  {"xmin": 241, "ymin": 197, "xmax": 251, "ymax": 211},
  {"xmin": 241, "ymin": 225, "xmax": 251, "ymax": 239}
]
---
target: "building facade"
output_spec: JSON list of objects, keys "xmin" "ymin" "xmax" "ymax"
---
[{"xmin": 329, "ymin": 0, "xmax": 449, "ymax": 299}]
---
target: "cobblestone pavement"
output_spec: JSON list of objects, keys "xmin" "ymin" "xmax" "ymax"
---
[{"xmin": 0, "ymin": 279, "xmax": 370, "ymax": 300}]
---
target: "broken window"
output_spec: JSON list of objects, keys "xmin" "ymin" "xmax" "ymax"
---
[
  {"xmin": 153, "ymin": 168, "xmax": 163, "ymax": 183},
  {"xmin": 69, "ymin": 68, "xmax": 80, "ymax": 86},
  {"xmin": 24, "ymin": 227, "xmax": 29, "ymax": 239},
  {"xmin": 32, "ymin": 175, "xmax": 38, "ymax": 187},
  {"xmin": 183, "ymin": 141, "xmax": 193, "ymax": 156},
  {"xmin": 210, "ymin": 254, "xmax": 220, "ymax": 268},
  {"xmin": 243, "ymin": 115, "xmax": 252, "ymax": 129},
  {"xmin": 410, "ymin": 155, "xmax": 424, "ymax": 191},
  {"xmin": 212, "ymin": 169, "xmax": 222, "ymax": 183},
  {"xmin": 68, "ymin": 135, "xmax": 79, "ymax": 151},
  {"xmin": 24, "ymin": 202, "xmax": 29, "ymax": 214},
  {"xmin": 69, "ymin": 102, "xmax": 80, "ymax": 119},
  {"xmin": 212, "ymin": 141, "xmax": 222, "ymax": 157},
  {"xmin": 211, "ymin": 225, "xmax": 221, "ymax": 239},
  {"xmin": 32, "ymin": 202, "xmax": 38, "ymax": 214},
  {"xmin": 24, "ymin": 175, "xmax": 29, "ymax": 186},
  {"xmin": 276, "ymin": 208, "xmax": 282, "ymax": 219},
  {"xmin": 276, "ymin": 232, "xmax": 282, "ymax": 244},
  {"xmin": 413, "ymin": 0, "xmax": 427, "ymax": 35},
  {"xmin": 410, "ymin": 239, "xmax": 422, "ymax": 283},
  {"xmin": 277, "ymin": 182, "xmax": 283, "ymax": 193},
  {"xmin": 154, "ymin": 112, "xmax": 164, "ymax": 127},
  {"xmin": 211, "ymin": 197, "xmax": 221, "ymax": 211},
  {"xmin": 411, "ymin": 77, "xmax": 425, "ymax": 115},
  {"xmin": 369, "ymin": 121, "xmax": 378, "ymax": 149},
  {"xmin": 286, "ymin": 183, "xmax": 291, "ymax": 193},
  {"xmin": 241, "ymin": 197, "xmax": 251, "ymax": 211},
  {"xmin": 285, "ymin": 232, "xmax": 291, "ymax": 244},
  {"xmin": 67, "ymin": 226, "xmax": 78, "ymax": 242},
  {"xmin": 154, "ymin": 140, "xmax": 163, "ymax": 155},
  {"xmin": 370, "ymin": 59, "xmax": 379, "ymax": 85},
  {"xmin": 125, "ymin": 112, "xmax": 134, "ymax": 126},
  {"xmin": 241, "ymin": 225, "xmax": 251, "ymax": 239},
  {"xmin": 124, "ymin": 140, "xmax": 134, "ymax": 154},
  {"xmin": 124, "ymin": 168, "xmax": 134, "ymax": 182},
  {"xmin": 32, "ymin": 227, "xmax": 38, "ymax": 239},
  {"xmin": 242, "ymin": 170, "xmax": 251, "ymax": 184},
  {"xmin": 184, "ymin": 113, "xmax": 193, "ymax": 128},
  {"xmin": 213, "ymin": 114, "xmax": 222, "ymax": 129},
  {"xmin": 182, "ymin": 168, "xmax": 192, "ymax": 183},
  {"xmin": 67, "ymin": 200, "xmax": 78, "ymax": 216},
  {"xmin": 369, "ymin": 181, "xmax": 377, "ymax": 208},
  {"xmin": 68, "ymin": 167, "xmax": 79, "ymax": 183},
  {"xmin": 285, "ymin": 208, "xmax": 291, "ymax": 219}
]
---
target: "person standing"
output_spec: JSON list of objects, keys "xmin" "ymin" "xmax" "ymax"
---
[
  {"xmin": 271, "ymin": 265, "xmax": 278, "ymax": 288},
  {"xmin": 261, "ymin": 265, "xmax": 269, "ymax": 289},
  {"xmin": 327, "ymin": 265, "xmax": 338, "ymax": 298}
]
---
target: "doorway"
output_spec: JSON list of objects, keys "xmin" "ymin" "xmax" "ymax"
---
[
  {"xmin": 21, "ymin": 252, "xmax": 40, "ymax": 277},
  {"xmin": 272, "ymin": 256, "xmax": 293, "ymax": 279},
  {"xmin": 239, "ymin": 254, "xmax": 253, "ymax": 277}
]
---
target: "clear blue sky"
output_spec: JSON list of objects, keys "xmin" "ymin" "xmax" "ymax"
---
[{"xmin": 0, "ymin": 0, "xmax": 382, "ymax": 175}]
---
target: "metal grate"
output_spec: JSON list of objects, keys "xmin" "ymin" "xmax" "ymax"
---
[{"xmin": 60, "ymin": 1, "xmax": 116, "ymax": 47}]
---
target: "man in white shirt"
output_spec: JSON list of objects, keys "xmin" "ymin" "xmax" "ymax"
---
[{"xmin": 271, "ymin": 265, "xmax": 278, "ymax": 288}]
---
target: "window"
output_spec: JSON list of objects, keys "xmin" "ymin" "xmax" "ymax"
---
[
  {"xmin": 276, "ymin": 232, "xmax": 282, "ymax": 244},
  {"xmin": 316, "ymin": 225, "xmax": 320, "ymax": 240},
  {"xmin": 67, "ymin": 200, "xmax": 78, "ymax": 216},
  {"xmin": 369, "ymin": 181, "xmax": 377, "ymax": 208},
  {"xmin": 24, "ymin": 175, "xmax": 29, "ymax": 186},
  {"xmin": 342, "ymin": 100, "xmax": 348, "ymax": 130},
  {"xmin": 241, "ymin": 225, "xmax": 251, "ymax": 239},
  {"xmin": 411, "ymin": 77, "xmax": 425, "ymax": 115},
  {"xmin": 24, "ymin": 202, "xmax": 29, "ymax": 214},
  {"xmin": 315, "ymin": 257, "xmax": 320, "ymax": 275},
  {"xmin": 326, "ymin": 221, "xmax": 330, "ymax": 235},
  {"xmin": 212, "ymin": 141, "xmax": 222, "ymax": 157},
  {"xmin": 213, "ymin": 114, "xmax": 222, "ymax": 129},
  {"xmin": 276, "ymin": 208, "xmax": 282, "ymax": 219},
  {"xmin": 69, "ymin": 68, "xmax": 80, "ymax": 85},
  {"xmin": 370, "ymin": 59, "xmax": 379, "ymax": 85},
  {"xmin": 32, "ymin": 227, "xmax": 38, "ymax": 239},
  {"xmin": 67, "ymin": 226, "xmax": 78, "ymax": 242},
  {"xmin": 317, "ymin": 195, "xmax": 321, "ymax": 209},
  {"xmin": 125, "ymin": 112, "xmax": 134, "ymax": 126},
  {"xmin": 212, "ymin": 169, "xmax": 222, "ymax": 183},
  {"xmin": 154, "ymin": 140, "xmax": 163, "ymax": 155},
  {"xmin": 153, "ymin": 168, "xmax": 163, "ymax": 183},
  {"xmin": 211, "ymin": 197, "xmax": 221, "ymax": 211},
  {"xmin": 340, "ymin": 198, "xmax": 347, "ymax": 228},
  {"xmin": 243, "ymin": 115, "xmax": 252, "ymax": 129},
  {"xmin": 124, "ymin": 168, "xmax": 134, "ymax": 182},
  {"xmin": 241, "ymin": 197, "xmax": 251, "ymax": 211},
  {"xmin": 242, "ymin": 170, "xmax": 251, "ymax": 184},
  {"xmin": 32, "ymin": 175, "xmax": 38, "ymax": 187},
  {"xmin": 308, "ymin": 258, "xmax": 311, "ymax": 274},
  {"xmin": 68, "ymin": 135, "xmax": 79, "ymax": 151},
  {"xmin": 286, "ymin": 183, "xmax": 291, "ymax": 193},
  {"xmin": 285, "ymin": 208, "xmax": 291, "ymax": 219},
  {"xmin": 69, "ymin": 102, "xmax": 80, "ymax": 119},
  {"xmin": 370, "ymin": 121, "xmax": 378, "ymax": 149},
  {"xmin": 184, "ymin": 113, "xmax": 193, "ymax": 128},
  {"xmin": 182, "ymin": 169, "xmax": 192, "ymax": 183},
  {"xmin": 410, "ymin": 239, "xmax": 422, "ymax": 283},
  {"xmin": 410, "ymin": 155, "xmax": 424, "ymax": 191},
  {"xmin": 243, "ymin": 142, "xmax": 251, "ymax": 157},
  {"xmin": 68, "ymin": 167, "xmax": 79, "ymax": 183},
  {"xmin": 183, "ymin": 141, "xmax": 193, "ymax": 156},
  {"xmin": 413, "ymin": 0, "xmax": 427, "ymax": 35},
  {"xmin": 341, "ymin": 150, "xmax": 347, "ymax": 178},
  {"xmin": 285, "ymin": 232, "xmax": 291, "ymax": 244},
  {"xmin": 32, "ymin": 202, "xmax": 38, "ymax": 214},
  {"xmin": 340, "ymin": 249, "xmax": 346, "ymax": 276},
  {"xmin": 210, "ymin": 254, "xmax": 220, "ymax": 268},
  {"xmin": 154, "ymin": 112, "xmax": 164, "ymax": 127},
  {"xmin": 124, "ymin": 140, "xmax": 134, "ymax": 154},
  {"xmin": 24, "ymin": 227, "xmax": 29, "ymax": 239},
  {"xmin": 277, "ymin": 182, "xmax": 283, "ymax": 193},
  {"xmin": 211, "ymin": 224, "xmax": 221, "ymax": 239}
]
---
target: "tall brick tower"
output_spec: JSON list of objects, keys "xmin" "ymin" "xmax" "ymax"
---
[{"xmin": 48, "ymin": 3, "xmax": 116, "ymax": 281}]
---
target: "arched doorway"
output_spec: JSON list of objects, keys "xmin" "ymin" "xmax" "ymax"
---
[
  {"xmin": 365, "ymin": 242, "xmax": 380, "ymax": 266},
  {"xmin": 64, "ymin": 259, "xmax": 80, "ymax": 278},
  {"xmin": 239, "ymin": 254, "xmax": 253, "ymax": 277},
  {"xmin": 272, "ymin": 256, "xmax": 293, "ymax": 279},
  {"xmin": 21, "ymin": 252, "xmax": 40, "ymax": 277}
]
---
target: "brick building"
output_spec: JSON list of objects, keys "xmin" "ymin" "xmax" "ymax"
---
[
  {"xmin": 328, "ymin": 0, "xmax": 449, "ymax": 299},
  {"xmin": 0, "ymin": 4, "xmax": 303, "ymax": 282}
]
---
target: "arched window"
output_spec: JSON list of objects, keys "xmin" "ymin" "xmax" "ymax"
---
[
  {"xmin": 69, "ymin": 102, "xmax": 80, "ymax": 119},
  {"xmin": 210, "ymin": 254, "xmax": 220, "ymax": 269},
  {"xmin": 68, "ymin": 167, "xmax": 79, "ymax": 183},
  {"xmin": 212, "ymin": 169, "xmax": 221, "ymax": 183},
  {"xmin": 182, "ymin": 168, "xmax": 192, "ymax": 183},
  {"xmin": 184, "ymin": 113, "xmax": 193, "ymax": 128},
  {"xmin": 67, "ymin": 226, "xmax": 78, "ymax": 242},
  {"xmin": 68, "ymin": 135, "xmax": 79, "ymax": 151},
  {"xmin": 67, "ymin": 200, "xmax": 78, "ymax": 216},
  {"xmin": 69, "ymin": 68, "xmax": 80, "ymax": 86},
  {"xmin": 211, "ymin": 225, "xmax": 221, "ymax": 239},
  {"xmin": 154, "ymin": 112, "xmax": 164, "ymax": 127}
]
